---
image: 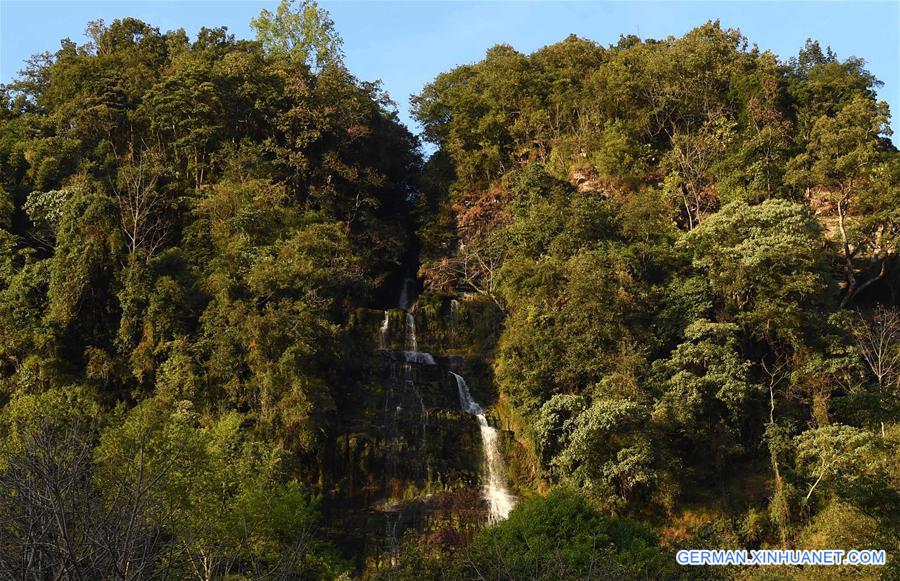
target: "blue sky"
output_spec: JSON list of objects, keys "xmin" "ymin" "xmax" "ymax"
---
[{"xmin": 1, "ymin": 1, "xmax": 898, "ymax": 143}]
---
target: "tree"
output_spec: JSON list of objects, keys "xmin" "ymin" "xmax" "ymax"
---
[
  {"xmin": 794, "ymin": 424, "xmax": 880, "ymax": 506},
  {"xmin": 0, "ymin": 389, "xmax": 120, "ymax": 579},
  {"xmin": 0, "ymin": 261, "xmax": 52, "ymax": 383},
  {"xmin": 538, "ymin": 395, "xmax": 656, "ymax": 505},
  {"xmin": 23, "ymin": 188, "xmax": 72, "ymax": 250},
  {"xmin": 455, "ymin": 489, "xmax": 675, "ymax": 580},
  {"xmin": 850, "ymin": 307, "xmax": 900, "ymax": 437},
  {"xmin": 684, "ymin": 199, "xmax": 830, "ymax": 345},
  {"xmin": 111, "ymin": 147, "xmax": 172, "ymax": 260},
  {"xmin": 760, "ymin": 353, "xmax": 791, "ymax": 546},
  {"xmin": 251, "ymin": 0, "xmax": 343, "ymax": 71},
  {"xmin": 46, "ymin": 190, "xmax": 122, "ymax": 344},
  {"xmin": 652, "ymin": 320, "xmax": 760, "ymax": 477},
  {"xmin": 788, "ymin": 39, "xmax": 881, "ymax": 140},
  {"xmin": 141, "ymin": 67, "xmax": 223, "ymax": 189},
  {"xmin": 786, "ymin": 96, "xmax": 893, "ymax": 306},
  {"xmin": 661, "ymin": 116, "xmax": 735, "ymax": 229},
  {"xmin": 719, "ymin": 74, "xmax": 794, "ymax": 203},
  {"xmin": 94, "ymin": 399, "xmax": 348, "ymax": 579}
]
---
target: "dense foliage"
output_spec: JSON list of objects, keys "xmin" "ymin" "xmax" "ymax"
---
[
  {"xmin": 412, "ymin": 20, "xmax": 899, "ymax": 577},
  {"xmin": 381, "ymin": 489, "xmax": 682, "ymax": 580},
  {"xmin": 1, "ymin": 3, "xmax": 898, "ymax": 579},
  {"xmin": 0, "ymin": 1, "xmax": 416, "ymax": 577}
]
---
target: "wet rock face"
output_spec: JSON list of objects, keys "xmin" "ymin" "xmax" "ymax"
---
[
  {"xmin": 376, "ymin": 351, "xmax": 485, "ymax": 493},
  {"xmin": 325, "ymin": 352, "xmax": 483, "ymax": 494},
  {"xmin": 328, "ymin": 302, "xmax": 517, "ymax": 567},
  {"xmin": 323, "ymin": 319, "xmax": 487, "ymax": 563},
  {"xmin": 363, "ymin": 295, "xmax": 504, "ymax": 361}
]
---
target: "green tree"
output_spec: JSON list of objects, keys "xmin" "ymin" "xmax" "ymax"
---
[
  {"xmin": 786, "ymin": 96, "xmax": 893, "ymax": 306},
  {"xmin": 94, "ymin": 399, "xmax": 348, "ymax": 579},
  {"xmin": 251, "ymin": 0, "xmax": 343, "ymax": 71},
  {"xmin": 683, "ymin": 199, "xmax": 830, "ymax": 345},
  {"xmin": 538, "ymin": 395, "xmax": 656, "ymax": 505},
  {"xmin": 652, "ymin": 320, "xmax": 760, "ymax": 477},
  {"xmin": 456, "ymin": 489, "xmax": 676, "ymax": 580}
]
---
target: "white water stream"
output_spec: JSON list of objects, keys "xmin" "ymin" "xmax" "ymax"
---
[
  {"xmin": 379, "ymin": 310, "xmax": 390, "ymax": 350},
  {"xmin": 451, "ymin": 372, "xmax": 516, "ymax": 523},
  {"xmin": 404, "ymin": 312, "xmax": 417, "ymax": 352},
  {"xmin": 380, "ymin": 276, "xmax": 513, "ymax": 537}
]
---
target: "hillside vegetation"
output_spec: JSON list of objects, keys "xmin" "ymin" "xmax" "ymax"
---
[{"xmin": 0, "ymin": 2, "xmax": 898, "ymax": 579}]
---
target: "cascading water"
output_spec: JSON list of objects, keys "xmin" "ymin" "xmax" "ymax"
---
[
  {"xmin": 401, "ymin": 305, "xmax": 429, "ymax": 466},
  {"xmin": 451, "ymin": 372, "xmax": 516, "ymax": 523},
  {"xmin": 380, "ymin": 277, "xmax": 435, "ymax": 559},
  {"xmin": 397, "ymin": 277, "xmax": 412, "ymax": 311},
  {"xmin": 402, "ymin": 351, "xmax": 435, "ymax": 365},
  {"xmin": 383, "ymin": 360, "xmax": 401, "ymax": 479},
  {"xmin": 384, "ymin": 510, "xmax": 401, "ymax": 565},
  {"xmin": 379, "ymin": 310, "xmax": 390, "ymax": 350},
  {"xmin": 405, "ymin": 312, "xmax": 417, "ymax": 352},
  {"xmin": 377, "ymin": 275, "xmax": 515, "ymax": 561}
]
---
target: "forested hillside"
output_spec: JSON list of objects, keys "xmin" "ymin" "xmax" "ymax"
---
[{"xmin": 0, "ymin": 1, "xmax": 898, "ymax": 579}]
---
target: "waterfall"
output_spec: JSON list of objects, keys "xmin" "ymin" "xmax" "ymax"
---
[
  {"xmin": 379, "ymin": 310, "xmax": 390, "ymax": 350},
  {"xmin": 398, "ymin": 282, "xmax": 409, "ymax": 311},
  {"xmin": 384, "ymin": 508, "xmax": 401, "ymax": 566},
  {"xmin": 404, "ymin": 360, "xmax": 428, "ymax": 466},
  {"xmin": 383, "ymin": 362, "xmax": 401, "ymax": 481},
  {"xmin": 405, "ymin": 312, "xmax": 417, "ymax": 352},
  {"xmin": 398, "ymin": 277, "xmax": 414, "ymax": 311},
  {"xmin": 401, "ymin": 311, "xmax": 429, "ymax": 465},
  {"xmin": 450, "ymin": 372, "xmax": 516, "ymax": 523},
  {"xmin": 402, "ymin": 351, "xmax": 436, "ymax": 365},
  {"xmin": 399, "ymin": 304, "xmax": 435, "ymax": 364},
  {"xmin": 379, "ymin": 284, "xmax": 434, "ymax": 557}
]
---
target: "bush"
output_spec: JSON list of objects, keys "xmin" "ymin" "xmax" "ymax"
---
[{"xmin": 454, "ymin": 488, "xmax": 679, "ymax": 579}]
